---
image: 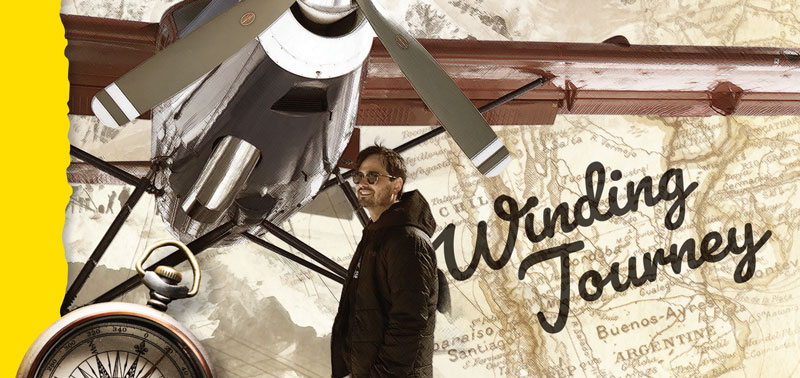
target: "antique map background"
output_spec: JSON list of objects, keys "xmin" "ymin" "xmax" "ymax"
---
[{"xmin": 61, "ymin": 0, "xmax": 800, "ymax": 376}]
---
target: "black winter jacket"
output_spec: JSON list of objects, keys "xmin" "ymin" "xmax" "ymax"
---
[{"xmin": 331, "ymin": 190, "xmax": 438, "ymax": 378}]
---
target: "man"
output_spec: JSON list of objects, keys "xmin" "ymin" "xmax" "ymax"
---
[{"xmin": 331, "ymin": 145, "xmax": 438, "ymax": 378}]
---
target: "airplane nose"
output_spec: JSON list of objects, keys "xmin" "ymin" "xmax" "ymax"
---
[{"xmin": 297, "ymin": 0, "xmax": 357, "ymax": 24}]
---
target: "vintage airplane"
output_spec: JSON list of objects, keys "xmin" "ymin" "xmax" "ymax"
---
[
  {"xmin": 61, "ymin": 0, "xmax": 547, "ymax": 315},
  {"xmin": 61, "ymin": 0, "xmax": 800, "ymax": 318}
]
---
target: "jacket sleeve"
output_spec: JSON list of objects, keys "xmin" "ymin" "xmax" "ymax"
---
[{"xmin": 370, "ymin": 233, "xmax": 436, "ymax": 378}]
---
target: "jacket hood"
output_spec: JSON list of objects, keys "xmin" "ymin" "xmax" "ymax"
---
[{"xmin": 369, "ymin": 190, "xmax": 436, "ymax": 237}]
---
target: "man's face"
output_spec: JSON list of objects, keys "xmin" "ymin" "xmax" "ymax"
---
[{"xmin": 355, "ymin": 154, "xmax": 400, "ymax": 211}]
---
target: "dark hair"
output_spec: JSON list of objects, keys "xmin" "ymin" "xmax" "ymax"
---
[{"xmin": 355, "ymin": 144, "xmax": 407, "ymax": 196}]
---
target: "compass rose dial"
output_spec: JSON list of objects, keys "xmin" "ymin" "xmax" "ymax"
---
[{"xmin": 35, "ymin": 316, "xmax": 201, "ymax": 378}]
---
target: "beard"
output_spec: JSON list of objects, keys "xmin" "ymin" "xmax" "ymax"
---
[{"xmin": 357, "ymin": 186, "xmax": 393, "ymax": 209}]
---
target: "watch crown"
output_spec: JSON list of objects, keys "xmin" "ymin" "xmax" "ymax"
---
[{"xmin": 155, "ymin": 266, "xmax": 182, "ymax": 284}]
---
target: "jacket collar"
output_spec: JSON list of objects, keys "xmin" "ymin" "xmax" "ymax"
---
[{"xmin": 366, "ymin": 190, "xmax": 436, "ymax": 237}]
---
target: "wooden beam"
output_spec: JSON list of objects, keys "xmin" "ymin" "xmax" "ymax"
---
[
  {"xmin": 63, "ymin": 14, "xmax": 800, "ymax": 121},
  {"xmin": 361, "ymin": 39, "xmax": 800, "ymax": 119}
]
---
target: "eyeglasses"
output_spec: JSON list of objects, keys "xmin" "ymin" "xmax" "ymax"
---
[{"xmin": 352, "ymin": 171, "xmax": 397, "ymax": 185}]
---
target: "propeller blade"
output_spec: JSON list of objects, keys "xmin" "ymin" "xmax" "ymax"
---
[
  {"xmin": 180, "ymin": 0, "xmax": 241, "ymax": 38},
  {"xmin": 91, "ymin": 0, "xmax": 295, "ymax": 128},
  {"xmin": 354, "ymin": 0, "xmax": 511, "ymax": 176}
]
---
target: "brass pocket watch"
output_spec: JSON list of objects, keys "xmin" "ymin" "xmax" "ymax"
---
[{"xmin": 17, "ymin": 240, "xmax": 215, "ymax": 378}]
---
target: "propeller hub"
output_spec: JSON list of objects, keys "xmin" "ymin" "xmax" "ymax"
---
[{"xmin": 297, "ymin": 0, "xmax": 357, "ymax": 24}]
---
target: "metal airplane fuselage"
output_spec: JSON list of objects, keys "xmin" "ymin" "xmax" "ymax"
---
[{"xmin": 150, "ymin": 1, "xmax": 372, "ymax": 245}]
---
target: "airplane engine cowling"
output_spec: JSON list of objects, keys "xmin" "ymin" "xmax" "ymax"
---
[{"xmin": 150, "ymin": 5, "xmax": 372, "ymax": 246}]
